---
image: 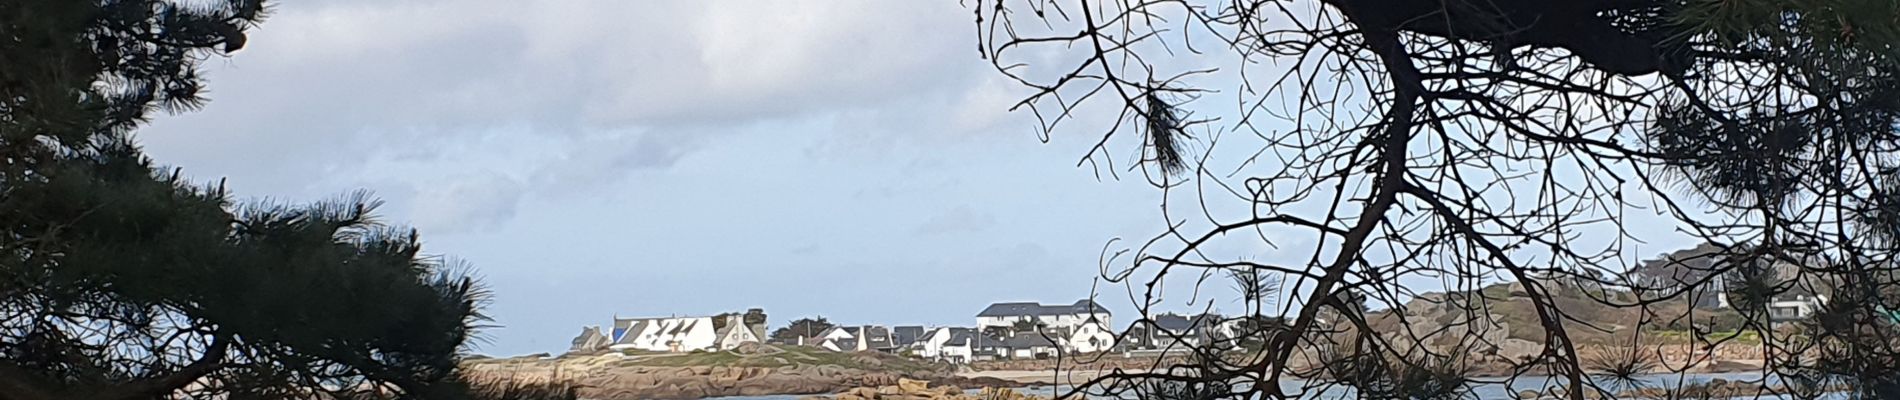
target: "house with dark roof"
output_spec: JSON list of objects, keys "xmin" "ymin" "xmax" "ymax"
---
[
  {"xmin": 997, "ymin": 334, "xmax": 1060, "ymax": 359},
  {"xmin": 607, "ymin": 316, "xmax": 718, "ymax": 352},
  {"xmin": 913, "ymin": 327, "xmax": 995, "ymax": 362},
  {"xmin": 814, "ymin": 325, "xmax": 899, "ymax": 353},
  {"xmin": 593, "ymin": 312, "xmax": 766, "ymax": 353},
  {"xmin": 569, "ymin": 326, "xmax": 610, "ymax": 353},
  {"xmin": 1127, "ymin": 313, "xmax": 1237, "ymax": 350},
  {"xmin": 892, "ymin": 326, "xmax": 925, "ymax": 348},
  {"xmin": 975, "ymin": 299, "xmax": 1116, "ymax": 353},
  {"xmin": 712, "ymin": 314, "xmax": 765, "ymax": 350},
  {"xmin": 938, "ymin": 329, "xmax": 1008, "ymax": 362}
]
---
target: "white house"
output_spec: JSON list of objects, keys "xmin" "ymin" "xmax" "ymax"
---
[
  {"xmin": 713, "ymin": 314, "xmax": 765, "ymax": 350},
  {"xmin": 1060, "ymin": 320, "xmax": 1118, "ymax": 353},
  {"xmin": 975, "ymin": 299, "xmax": 1115, "ymax": 353},
  {"xmin": 913, "ymin": 327, "xmax": 973, "ymax": 361},
  {"xmin": 1768, "ymin": 295, "xmax": 1828, "ymax": 322},
  {"xmin": 977, "ymin": 300, "xmax": 1113, "ymax": 330},
  {"xmin": 937, "ymin": 329, "xmax": 1008, "ymax": 363},
  {"xmin": 1129, "ymin": 313, "xmax": 1237, "ymax": 350},
  {"xmin": 998, "ymin": 334, "xmax": 1060, "ymax": 359},
  {"xmin": 609, "ymin": 316, "xmax": 718, "ymax": 352},
  {"xmin": 811, "ymin": 325, "xmax": 897, "ymax": 353},
  {"xmin": 606, "ymin": 314, "xmax": 763, "ymax": 352},
  {"xmin": 812, "ymin": 326, "xmax": 858, "ymax": 342}
]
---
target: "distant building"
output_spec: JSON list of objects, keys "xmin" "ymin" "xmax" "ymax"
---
[
  {"xmin": 811, "ymin": 326, "xmax": 859, "ymax": 343},
  {"xmin": 975, "ymin": 299, "xmax": 1116, "ymax": 353},
  {"xmin": 1126, "ymin": 313, "xmax": 1236, "ymax": 350},
  {"xmin": 1628, "ymin": 243, "xmax": 1736, "ymax": 309},
  {"xmin": 997, "ymin": 334, "xmax": 1060, "ymax": 359},
  {"xmin": 814, "ymin": 325, "xmax": 898, "ymax": 353},
  {"xmin": 589, "ymin": 312, "xmax": 765, "ymax": 353},
  {"xmin": 713, "ymin": 314, "xmax": 766, "ymax": 350},
  {"xmin": 607, "ymin": 316, "xmax": 717, "ymax": 352},
  {"xmin": 570, "ymin": 326, "xmax": 610, "ymax": 353},
  {"xmin": 892, "ymin": 326, "xmax": 925, "ymax": 349},
  {"xmin": 940, "ymin": 329, "xmax": 1008, "ymax": 362},
  {"xmin": 912, "ymin": 327, "xmax": 968, "ymax": 361},
  {"xmin": 976, "ymin": 300, "xmax": 1112, "ymax": 330}
]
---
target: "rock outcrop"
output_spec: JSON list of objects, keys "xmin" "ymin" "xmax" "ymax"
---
[
  {"xmin": 462, "ymin": 349, "xmax": 1027, "ymax": 400},
  {"xmin": 799, "ymin": 379, "xmax": 1048, "ymax": 400}
]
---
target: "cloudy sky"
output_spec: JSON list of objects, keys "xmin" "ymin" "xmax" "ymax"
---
[
  {"xmin": 138, "ymin": 0, "xmax": 1704, "ymax": 356},
  {"xmin": 136, "ymin": 0, "xmax": 1182, "ymax": 355}
]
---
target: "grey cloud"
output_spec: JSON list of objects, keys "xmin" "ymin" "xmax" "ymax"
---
[
  {"xmin": 410, "ymin": 172, "xmax": 527, "ymax": 234},
  {"xmin": 139, "ymin": 0, "xmax": 1017, "ymax": 230}
]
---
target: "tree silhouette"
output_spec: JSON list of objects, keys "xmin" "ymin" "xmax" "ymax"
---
[
  {"xmin": 976, "ymin": 0, "xmax": 1900, "ymax": 398},
  {"xmin": 771, "ymin": 317, "xmax": 837, "ymax": 341},
  {"xmin": 0, "ymin": 1, "xmax": 553, "ymax": 398}
]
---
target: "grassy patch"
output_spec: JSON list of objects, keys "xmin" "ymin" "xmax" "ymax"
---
[
  {"xmin": 1650, "ymin": 329, "xmax": 1762, "ymax": 344},
  {"xmin": 620, "ymin": 346, "xmax": 944, "ymax": 373}
]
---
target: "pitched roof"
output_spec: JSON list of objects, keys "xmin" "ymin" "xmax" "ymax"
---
[
  {"xmin": 892, "ymin": 326, "xmax": 924, "ymax": 346},
  {"xmin": 946, "ymin": 329, "xmax": 1007, "ymax": 348},
  {"xmin": 571, "ymin": 327, "xmax": 608, "ymax": 351},
  {"xmin": 820, "ymin": 337, "xmax": 860, "ymax": 352},
  {"xmin": 1153, "ymin": 313, "xmax": 1224, "ymax": 333},
  {"xmin": 860, "ymin": 326, "xmax": 895, "ymax": 349},
  {"xmin": 714, "ymin": 319, "xmax": 751, "ymax": 342},
  {"xmin": 977, "ymin": 299, "xmax": 1111, "ymax": 317},
  {"xmin": 919, "ymin": 327, "xmax": 968, "ymax": 343},
  {"xmin": 1000, "ymin": 334, "xmax": 1058, "ymax": 349},
  {"xmin": 613, "ymin": 320, "xmax": 650, "ymax": 344},
  {"xmin": 814, "ymin": 326, "xmax": 852, "ymax": 339}
]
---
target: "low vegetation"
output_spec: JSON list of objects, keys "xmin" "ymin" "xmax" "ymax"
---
[{"xmin": 617, "ymin": 345, "xmax": 947, "ymax": 374}]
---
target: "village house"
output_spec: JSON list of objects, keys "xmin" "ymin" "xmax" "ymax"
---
[
  {"xmin": 892, "ymin": 326, "xmax": 924, "ymax": 349},
  {"xmin": 942, "ymin": 329, "xmax": 1009, "ymax": 362},
  {"xmin": 997, "ymin": 334, "xmax": 1060, "ymax": 359},
  {"xmin": 569, "ymin": 311, "xmax": 765, "ymax": 353},
  {"xmin": 607, "ymin": 315, "xmax": 717, "ymax": 352},
  {"xmin": 910, "ymin": 327, "xmax": 965, "ymax": 360},
  {"xmin": 569, "ymin": 326, "xmax": 610, "ymax": 352},
  {"xmin": 1766, "ymin": 294, "xmax": 1828, "ymax": 322},
  {"xmin": 812, "ymin": 325, "xmax": 898, "ymax": 353},
  {"xmin": 1125, "ymin": 313, "xmax": 1237, "ymax": 351},
  {"xmin": 975, "ymin": 299, "xmax": 1116, "ymax": 353}
]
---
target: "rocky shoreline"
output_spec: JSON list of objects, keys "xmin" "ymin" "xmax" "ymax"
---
[
  {"xmin": 463, "ymin": 342, "xmax": 1771, "ymax": 399},
  {"xmin": 796, "ymin": 379, "xmax": 1047, "ymax": 400},
  {"xmin": 461, "ymin": 351, "xmax": 1025, "ymax": 400}
]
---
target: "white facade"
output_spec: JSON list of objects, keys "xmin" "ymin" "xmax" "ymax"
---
[
  {"xmin": 940, "ymin": 342, "xmax": 972, "ymax": 362},
  {"xmin": 1008, "ymin": 347, "xmax": 1050, "ymax": 359},
  {"xmin": 609, "ymin": 316, "xmax": 719, "ymax": 352},
  {"xmin": 912, "ymin": 327, "xmax": 955, "ymax": 359},
  {"xmin": 1062, "ymin": 321, "xmax": 1117, "ymax": 353},
  {"xmin": 1768, "ymin": 295, "xmax": 1828, "ymax": 321},
  {"xmin": 815, "ymin": 326, "xmax": 856, "ymax": 341},
  {"xmin": 975, "ymin": 313, "xmax": 1111, "ymax": 330},
  {"xmin": 714, "ymin": 315, "xmax": 762, "ymax": 350},
  {"xmin": 975, "ymin": 300, "xmax": 1115, "ymax": 353}
]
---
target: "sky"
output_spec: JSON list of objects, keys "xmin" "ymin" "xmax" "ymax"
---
[
  {"xmin": 135, "ymin": 0, "xmax": 1181, "ymax": 356},
  {"xmin": 135, "ymin": 0, "xmax": 1706, "ymax": 356}
]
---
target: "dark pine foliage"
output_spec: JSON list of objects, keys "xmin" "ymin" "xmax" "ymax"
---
[{"xmin": 2, "ymin": 1, "xmax": 563, "ymax": 399}]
